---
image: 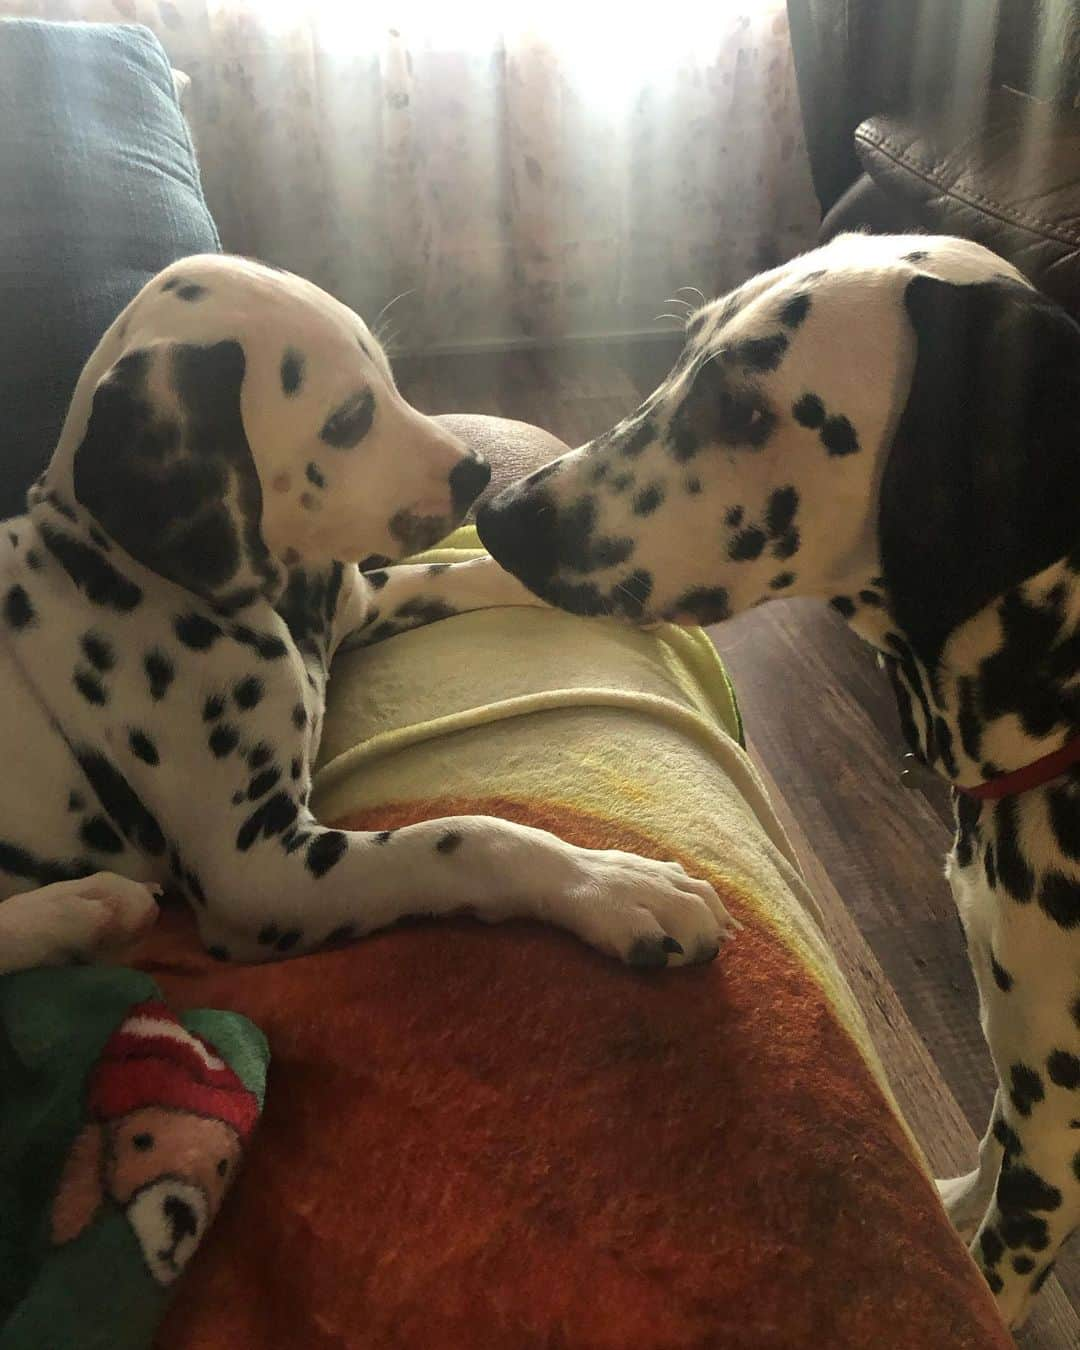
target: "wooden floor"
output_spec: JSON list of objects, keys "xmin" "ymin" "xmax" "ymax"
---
[{"xmin": 397, "ymin": 338, "xmax": 1080, "ymax": 1346}]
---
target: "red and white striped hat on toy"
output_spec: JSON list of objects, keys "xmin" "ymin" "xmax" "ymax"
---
[{"xmin": 86, "ymin": 999, "xmax": 259, "ymax": 1142}]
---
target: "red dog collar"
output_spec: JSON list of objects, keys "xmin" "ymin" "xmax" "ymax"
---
[{"xmin": 957, "ymin": 734, "xmax": 1080, "ymax": 801}]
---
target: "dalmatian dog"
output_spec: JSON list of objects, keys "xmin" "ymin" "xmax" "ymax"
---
[
  {"xmin": 477, "ymin": 230, "xmax": 1080, "ymax": 1328},
  {"xmin": 0, "ymin": 254, "xmax": 737, "ymax": 979}
]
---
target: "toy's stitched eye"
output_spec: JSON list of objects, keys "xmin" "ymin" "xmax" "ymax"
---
[{"xmin": 132, "ymin": 1132, "xmax": 154, "ymax": 1151}]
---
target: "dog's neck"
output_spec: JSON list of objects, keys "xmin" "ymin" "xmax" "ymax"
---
[{"xmin": 846, "ymin": 553, "xmax": 1080, "ymax": 792}]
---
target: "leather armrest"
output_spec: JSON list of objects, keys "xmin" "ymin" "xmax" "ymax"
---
[
  {"xmin": 854, "ymin": 88, "xmax": 1080, "ymax": 315},
  {"xmin": 432, "ymin": 413, "xmax": 570, "ymax": 517}
]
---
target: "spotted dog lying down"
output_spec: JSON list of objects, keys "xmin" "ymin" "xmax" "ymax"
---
[
  {"xmin": 477, "ymin": 231, "xmax": 1080, "ymax": 1328},
  {"xmin": 0, "ymin": 255, "xmax": 737, "ymax": 978}
]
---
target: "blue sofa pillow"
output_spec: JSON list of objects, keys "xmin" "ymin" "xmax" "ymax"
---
[{"xmin": 0, "ymin": 20, "xmax": 221, "ymax": 519}]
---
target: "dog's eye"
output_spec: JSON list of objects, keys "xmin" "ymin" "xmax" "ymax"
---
[
  {"xmin": 216, "ymin": 1158, "xmax": 229, "ymax": 1178},
  {"xmin": 132, "ymin": 1132, "xmax": 154, "ymax": 1152},
  {"xmin": 674, "ymin": 359, "xmax": 777, "ymax": 451}
]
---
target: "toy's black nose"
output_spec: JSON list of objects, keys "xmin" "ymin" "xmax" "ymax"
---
[
  {"xmin": 476, "ymin": 489, "xmax": 559, "ymax": 593},
  {"xmin": 164, "ymin": 1195, "xmax": 198, "ymax": 1243},
  {"xmin": 448, "ymin": 456, "xmax": 492, "ymax": 518}
]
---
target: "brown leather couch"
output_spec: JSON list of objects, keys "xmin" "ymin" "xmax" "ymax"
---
[{"xmin": 788, "ymin": 0, "xmax": 1080, "ymax": 315}]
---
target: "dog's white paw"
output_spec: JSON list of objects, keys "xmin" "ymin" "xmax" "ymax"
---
[
  {"xmin": 543, "ymin": 845, "xmax": 740, "ymax": 968},
  {"xmin": 34, "ymin": 873, "xmax": 161, "ymax": 966}
]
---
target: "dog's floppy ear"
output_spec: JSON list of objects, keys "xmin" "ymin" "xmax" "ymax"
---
[
  {"xmin": 72, "ymin": 341, "xmax": 271, "ymax": 602},
  {"xmin": 880, "ymin": 275, "xmax": 1080, "ymax": 666},
  {"xmin": 51, "ymin": 1121, "xmax": 107, "ymax": 1245}
]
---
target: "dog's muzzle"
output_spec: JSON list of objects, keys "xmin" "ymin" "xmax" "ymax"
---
[{"xmin": 476, "ymin": 488, "xmax": 559, "ymax": 595}]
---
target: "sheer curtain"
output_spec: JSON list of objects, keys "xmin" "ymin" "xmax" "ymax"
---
[{"xmin": 7, "ymin": 0, "xmax": 819, "ymax": 349}]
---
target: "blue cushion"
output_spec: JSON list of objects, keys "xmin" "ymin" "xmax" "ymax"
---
[{"xmin": 0, "ymin": 20, "xmax": 221, "ymax": 518}]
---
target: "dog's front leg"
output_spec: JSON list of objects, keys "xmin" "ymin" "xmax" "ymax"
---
[
  {"xmin": 345, "ymin": 556, "xmax": 547, "ymax": 648},
  {"xmin": 186, "ymin": 810, "xmax": 738, "ymax": 969},
  {"xmin": 945, "ymin": 846, "xmax": 1080, "ymax": 1328}
]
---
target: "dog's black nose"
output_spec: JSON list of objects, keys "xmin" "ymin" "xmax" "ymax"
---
[
  {"xmin": 476, "ymin": 490, "xmax": 559, "ymax": 593},
  {"xmin": 448, "ymin": 456, "xmax": 492, "ymax": 518}
]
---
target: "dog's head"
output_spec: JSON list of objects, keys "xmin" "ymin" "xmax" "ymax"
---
[
  {"xmin": 41, "ymin": 256, "xmax": 488, "ymax": 607},
  {"xmin": 477, "ymin": 233, "xmax": 1080, "ymax": 666}
]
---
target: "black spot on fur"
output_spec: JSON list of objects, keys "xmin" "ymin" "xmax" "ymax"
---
[
  {"xmin": 729, "ymin": 528, "xmax": 766, "ymax": 562},
  {"xmin": 613, "ymin": 569, "xmax": 653, "ymax": 619},
  {"xmin": 1032, "ymin": 1263, "xmax": 1056, "ymax": 1293},
  {"xmin": 0, "ymin": 841, "xmax": 94, "ymax": 887},
  {"xmin": 737, "ymin": 334, "xmax": 788, "ymax": 372},
  {"xmin": 68, "ymin": 792, "xmax": 85, "ymax": 812},
  {"xmin": 725, "ymin": 506, "xmax": 744, "ymax": 529},
  {"xmin": 281, "ymin": 350, "xmax": 305, "ymax": 396},
  {"xmin": 74, "ymin": 669, "xmax": 107, "ymax": 705},
  {"xmin": 291, "ymin": 757, "xmax": 302, "ymax": 780},
  {"xmin": 185, "ymin": 870, "xmax": 206, "ymax": 905},
  {"xmin": 1039, "ymin": 871, "xmax": 1080, "ymax": 929},
  {"xmin": 25, "ymin": 550, "xmax": 42, "ymax": 571},
  {"xmin": 1049, "ymin": 786, "xmax": 1080, "ymax": 860},
  {"xmin": 175, "ymin": 613, "xmax": 222, "ymax": 650},
  {"xmin": 144, "ymin": 650, "xmax": 174, "ymax": 701},
  {"xmin": 233, "ymin": 675, "xmax": 264, "ymax": 710},
  {"xmin": 248, "ymin": 768, "xmax": 281, "ymax": 800},
  {"xmin": 1010, "ymin": 1063, "xmax": 1045, "ymax": 1117},
  {"xmin": 248, "ymin": 739, "xmax": 272, "ymax": 772},
  {"xmin": 291, "ymin": 703, "xmax": 307, "ymax": 730},
  {"xmin": 320, "ymin": 389, "xmax": 375, "ymax": 448},
  {"xmin": 769, "ymin": 572, "xmax": 796, "ymax": 591},
  {"xmin": 375, "ymin": 830, "xmax": 394, "ymax": 844},
  {"xmin": 779, "ymin": 292, "xmax": 811, "ymax": 329},
  {"xmin": 772, "ymin": 528, "xmax": 800, "ymax": 560},
  {"xmin": 620, "ymin": 419, "xmax": 656, "ymax": 458},
  {"xmin": 236, "ymin": 791, "xmax": 298, "ymax": 851},
  {"xmin": 203, "ymin": 694, "xmax": 225, "ymax": 722},
  {"xmin": 436, "ymin": 830, "xmax": 462, "ymax": 854},
  {"xmin": 79, "ymin": 816, "xmax": 125, "ymax": 854},
  {"xmin": 998, "ymin": 1165, "xmax": 1062, "ymax": 1213},
  {"xmin": 257, "ymin": 923, "xmax": 280, "ymax": 946},
  {"xmin": 231, "ymin": 624, "xmax": 288, "ymax": 661},
  {"xmin": 994, "ymin": 1118, "xmax": 1023, "ymax": 1160},
  {"xmin": 80, "ymin": 632, "xmax": 114, "ymax": 671},
  {"xmin": 209, "ymin": 725, "xmax": 239, "ymax": 758},
  {"xmin": 765, "ymin": 487, "xmax": 799, "ymax": 538},
  {"xmin": 39, "ymin": 524, "xmax": 142, "ymax": 612},
  {"xmin": 1001, "ymin": 1212, "xmax": 1050, "ymax": 1250},
  {"xmin": 307, "ymin": 830, "xmax": 348, "ymax": 878},
  {"xmin": 611, "ymin": 472, "xmax": 634, "ymax": 494},
  {"xmin": 75, "ymin": 750, "xmax": 165, "ymax": 856},
  {"xmin": 1013, "ymin": 1255, "xmax": 1036, "ymax": 1275},
  {"xmin": 128, "ymin": 730, "xmax": 159, "ymax": 765},
  {"xmin": 955, "ymin": 793, "xmax": 980, "ymax": 867},
  {"xmin": 980, "ymin": 1228, "xmax": 1004, "ymax": 1266},
  {"xmin": 983, "ymin": 1268, "xmax": 1004, "ymax": 1294},
  {"xmin": 685, "ymin": 477, "xmax": 702, "ymax": 495},
  {"xmin": 275, "ymin": 929, "xmax": 302, "ymax": 952},
  {"xmin": 903, "ymin": 250, "xmax": 929, "ymax": 263},
  {"xmin": 672, "ymin": 587, "xmax": 730, "ymax": 624},
  {"xmin": 366, "ymin": 570, "xmax": 389, "ymax": 591},
  {"xmin": 991, "ymin": 954, "xmax": 1013, "ymax": 992},
  {"xmin": 324, "ymin": 923, "xmax": 357, "ymax": 946},
  {"xmin": 359, "ymin": 554, "xmax": 391, "ymax": 572},
  {"xmin": 1048, "ymin": 1050, "xmax": 1080, "ymax": 1089},
  {"xmin": 207, "ymin": 945, "xmax": 230, "ymax": 962},
  {"xmin": 820, "ymin": 415, "xmax": 859, "ymax": 456},
  {"xmin": 996, "ymin": 797, "xmax": 1034, "ymax": 902},
  {"xmin": 632, "ymin": 485, "xmax": 664, "ymax": 516},
  {"xmin": 830, "ymin": 596, "xmax": 856, "ymax": 619},
  {"xmin": 793, "ymin": 393, "xmax": 825, "ymax": 428},
  {"xmin": 4, "ymin": 585, "xmax": 35, "ymax": 630}
]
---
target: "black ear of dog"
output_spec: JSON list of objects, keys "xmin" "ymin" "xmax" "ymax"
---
[
  {"xmin": 73, "ymin": 341, "xmax": 266, "ymax": 600},
  {"xmin": 880, "ymin": 275, "xmax": 1080, "ymax": 668}
]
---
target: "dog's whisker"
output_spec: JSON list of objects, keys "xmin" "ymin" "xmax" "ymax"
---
[{"xmin": 676, "ymin": 285, "xmax": 707, "ymax": 305}]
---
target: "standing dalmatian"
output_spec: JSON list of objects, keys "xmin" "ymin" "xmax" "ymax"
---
[
  {"xmin": 0, "ymin": 254, "xmax": 737, "ymax": 977},
  {"xmin": 477, "ymin": 230, "xmax": 1080, "ymax": 1328}
]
